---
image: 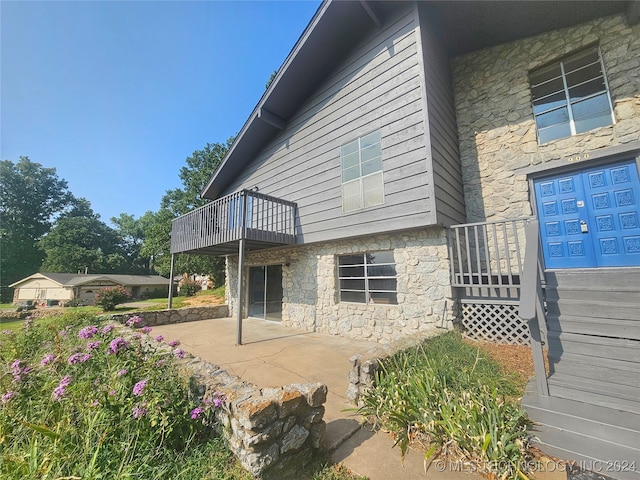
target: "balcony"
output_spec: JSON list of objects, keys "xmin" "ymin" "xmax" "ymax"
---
[{"xmin": 171, "ymin": 190, "xmax": 297, "ymax": 256}]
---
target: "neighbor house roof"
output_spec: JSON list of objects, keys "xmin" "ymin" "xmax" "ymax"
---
[
  {"xmin": 10, "ymin": 273, "xmax": 169, "ymax": 288},
  {"xmin": 201, "ymin": 0, "xmax": 631, "ymax": 200}
]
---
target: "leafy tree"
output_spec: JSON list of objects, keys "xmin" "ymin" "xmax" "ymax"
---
[
  {"xmin": 142, "ymin": 139, "xmax": 235, "ymax": 286},
  {"xmin": 39, "ymin": 198, "xmax": 129, "ymax": 274},
  {"xmin": 110, "ymin": 213, "xmax": 150, "ymax": 274},
  {"xmin": 0, "ymin": 157, "xmax": 73, "ymax": 301},
  {"xmin": 265, "ymin": 70, "xmax": 278, "ymax": 89}
]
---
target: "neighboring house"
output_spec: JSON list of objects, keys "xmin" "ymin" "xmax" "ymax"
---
[
  {"xmin": 170, "ymin": 1, "xmax": 639, "ymax": 472},
  {"xmin": 10, "ymin": 273, "xmax": 169, "ymax": 305}
]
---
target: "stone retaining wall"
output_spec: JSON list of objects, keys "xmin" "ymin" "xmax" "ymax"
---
[
  {"xmin": 106, "ymin": 305, "xmax": 229, "ymax": 326},
  {"xmin": 346, "ymin": 331, "xmax": 440, "ymax": 405},
  {"xmin": 186, "ymin": 356, "xmax": 327, "ymax": 480},
  {"xmin": 114, "ymin": 315, "xmax": 326, "ymax": 479}
]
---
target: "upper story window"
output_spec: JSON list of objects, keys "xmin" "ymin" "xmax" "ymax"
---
[
  {"xmin": 338, "ymin": 251, "xmax": 397, "ymax": 304},
  {"xmin": 529, "ymin": 45, "xmax": 615, "ymax": 144},
  {"xmin": 341, "ymin": 131, "xmax": 384, "ymax": 212}
]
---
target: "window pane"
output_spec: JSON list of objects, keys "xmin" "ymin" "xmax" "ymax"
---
[
  {"xmin": 342, "ymin": 151, "xmax": 359, "ymax": 170},
  {"xmin": 342, "ymin": 165, "xmax": 360, "ymax": 182},
  {"xmin": 369, "ymin": 278, "xmax": 397, "ymax": 291},
  {"xmin": 530, "ymin": 63, "xmax": 562, "ymax": 87},
  {"xmin": 538, "ymin": 123, "xmax": 571, "ymax": 144},
  {"xmin": 361, "ymin": 143, "xmax": 381, "ymax": 163},
  {"xmin": 565, "ymin": 62, "xmax": 602, "ymax": 88},
  {"xmin": 370, "ymin": 292, "xmax": 397, "ymax": 305},
  {"xmin": 341, "ymin": 140, "xmax": 359, "ymax": 157},
  {"xmin": 361, "ymin": 157, "xmax": 382, "ymax": 176},
  {"xmin": 568, "ymin": 77, "xmax": 606, "ymax": 102},
  {"xmin": 361, "ymin": 131, "xmax": 381, "ymax": 149},
  {"xmin": 341, "ymin": 291, "xmax": 366, "ymax": 303},
  {"xmin": 367, "ymin": 251, "xmax": 394, "ymax": 264},
  {"xmin": 575, "ymin": 111, "xmax": 613, "ymax": 134},
  {"xmin": 531, "ymin": 77, "xmax": 565, "ymax": 102},
  {"xmin": 367, "ymin": 264, "xmax": 396, "ymax": 276},
  {"xmin": 363, "ymin": 173, "xmax": 383, "ymax": 204},
  {"xmin": 342, "ymin": 180, "xmax": 361, "ymax": 212},
  {"xmin": 563, "ymin": 48, "xmax": 599, "ymax": 74},
  {"xmin": 339, "ymin": 254, "xmax": 364, "ymax": 266},
  {"xmin": 572, "ymin": 93, "xmax": 610, "ymax": 120},
  {"xmin": 532, "ymin": 91, "xmax": 567, "ymax": 115},
  {"xmin": 536, "ymin": 106, "xmax": 569, "ymax": 129},
  {"xmin": 340, "ymin": 278, "xmax": 365, "ymax": 290},
  {"xmin": 339, "ymin": 265, "xmax": 365, "ymax": 277}
]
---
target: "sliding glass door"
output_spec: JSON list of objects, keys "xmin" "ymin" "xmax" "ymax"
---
[{"xmin": 248, "ymin": 265, "xmax": 282, "ymax": 321}]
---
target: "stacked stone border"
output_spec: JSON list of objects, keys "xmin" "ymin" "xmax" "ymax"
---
[
  {"xmin": 107, "ymin": 304, "xmax": 229, "ymax": 326},
  {"xmin": 110, "ymin": 307, "xmax": 326, "ymax": 480},
  {"xmin": 347, "ymin": 330, "xmax": 442, "ymax": 405}
]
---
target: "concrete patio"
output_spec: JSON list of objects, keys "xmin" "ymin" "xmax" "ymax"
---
[{"xmin": 151, "ymin": 317, "xmax": 564, "ymax": 480}]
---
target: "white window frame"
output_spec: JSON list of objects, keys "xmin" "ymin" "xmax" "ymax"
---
[
  {"xmin": 529, "ymin": 45, "xmax": 615, "ymax": 144},
  {"xmin": 337, "ymin": 251, "xmax": 397, "ymax": 305},
  {"xmin": 340, "ymin": 131, "xmax": 384, "ymax": 212}
]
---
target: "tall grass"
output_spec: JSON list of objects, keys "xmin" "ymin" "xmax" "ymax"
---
[{"xmin": 357, "ymin": 332, "xmax": 531, "ymax": 479}]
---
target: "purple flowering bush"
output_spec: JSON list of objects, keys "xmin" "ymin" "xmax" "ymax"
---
[{"xmin": 0, "ymin": 312, "xmax": 227, "ymax": 478}]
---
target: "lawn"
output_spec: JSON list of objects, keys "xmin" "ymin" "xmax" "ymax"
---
[
  {"xmin": 357, "ymin": 331, "xmax": 532, "ymax": 480},
  {"xmin": 0, "ymin": 311, "xmax": 365, "ymax": 480}
]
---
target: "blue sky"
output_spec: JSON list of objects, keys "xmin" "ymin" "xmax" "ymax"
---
[{"xmin": 1, "ymin": 0, "xmax": 321, "ymax": 224}]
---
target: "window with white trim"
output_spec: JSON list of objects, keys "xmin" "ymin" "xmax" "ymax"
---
[
  {"xmin": 338, "ymin": 251, "xmax": 397, "ymax": 304},
  {"xmin": 341, "ymin": 131, "xmax": 384, "ymax": 212},
  {"xmin": 529, "ymin": 45, "xmax": 615, "ymax": 144}
]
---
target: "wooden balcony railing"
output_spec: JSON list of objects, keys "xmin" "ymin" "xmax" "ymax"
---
[
  {"xmin": 448, "ymin": 217, "xmax": 531, "ymax": 299},
  {"xmin": 170, "ymin": 190, "xmax": 297, "ymax": 255}
]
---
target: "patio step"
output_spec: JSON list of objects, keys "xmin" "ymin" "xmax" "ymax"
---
[{"xmin": 523, "ymin": 393, "xmax": 640, "ymax": 480}]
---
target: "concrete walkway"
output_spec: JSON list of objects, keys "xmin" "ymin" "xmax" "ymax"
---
[{"xmin": 151, "ymin": 318, "xmax": 564, "ymax": 480}]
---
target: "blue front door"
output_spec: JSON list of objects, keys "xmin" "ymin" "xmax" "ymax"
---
[{"xmin": 534, "ymin": 159, "xmax": 640, "ymax": 269}]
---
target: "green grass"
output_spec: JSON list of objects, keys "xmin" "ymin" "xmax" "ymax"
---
[
  {"xmin": 357, "ymin": 331, "xmax": 531, "ymax": 479},
  {"xmin": 0, "ymin": 310, "xmax": 363, "ymax": 480}
]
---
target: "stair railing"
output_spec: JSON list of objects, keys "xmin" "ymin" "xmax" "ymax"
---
[{"xmin": 519, "ymin": 218, "xmax": 549, "ymax": 396}]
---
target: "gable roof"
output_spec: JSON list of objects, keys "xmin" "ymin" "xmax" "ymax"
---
[
  {"xmin": 201, "ymin": 0, "xmax": 631, "ymax": 201},
  {"xmin": 10, "ymin": 273, "xmax": 169, "ymax": 288}
]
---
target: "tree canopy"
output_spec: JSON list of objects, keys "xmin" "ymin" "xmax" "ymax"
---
[
  {"xmin": 0, "ymin": 157, "xmax": 74, "ymax": 301},
  {"xmin": 39, "ymin": 199, "xmax": 131, "ymax": 274},
  {"xmin": 2, "ymin": 137, "xmax": 234, "ymax": 301}
]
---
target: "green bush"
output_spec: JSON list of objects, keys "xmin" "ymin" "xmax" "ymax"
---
[
  {"xmin": 179, "ymin": 279, "xmax": 202, "ymax": 297},
  {"xmin": 357, "ymin": 332, "xmax": 531, "ymax": 479},
  {"xmin": 94, "ymin": 286, "xmax": 131, "ymax": 311}
]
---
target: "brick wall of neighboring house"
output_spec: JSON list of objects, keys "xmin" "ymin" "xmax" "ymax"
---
[
  {"xmin": 453, "ymin": 14, "xmax": 640, "ymax": 223},
  {"xmin": 226, "ymin": 227, "xmax": 454, "ymax": 344}
]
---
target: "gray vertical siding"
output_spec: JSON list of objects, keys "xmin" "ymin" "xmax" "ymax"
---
[
  {"xmin": 222, "ymin": 4, "xmax": 439, "ymax": 244},
  {"xmin": 417, "ymin": 3, "xmax": 466, "ymax": 226}
]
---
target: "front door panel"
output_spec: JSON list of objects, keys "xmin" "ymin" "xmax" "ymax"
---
[{"xmin": 535, "ymin": 159, "xmax": 640, "ymax": 269}]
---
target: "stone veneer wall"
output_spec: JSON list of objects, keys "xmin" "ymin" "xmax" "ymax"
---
[
  {"xmin": 113, "ymin": 318, "xmax": 326, "ymax": 480},
  {"xmin": 226, "ymin": 227, "xmax": 454, "ymax": 343},
  {"xmin": 452, "ymin": 14, "xmax": 640, "ymax": 223}
]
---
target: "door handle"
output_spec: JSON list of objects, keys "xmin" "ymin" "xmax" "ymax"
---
[{"xmin": 580, "ymin": 220, "xmax": 588, "ymax": 233}]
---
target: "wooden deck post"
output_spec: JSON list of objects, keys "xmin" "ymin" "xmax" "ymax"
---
[{"xmin": 167, "ymin": 253, "xmax": 175, "ymax": 309}]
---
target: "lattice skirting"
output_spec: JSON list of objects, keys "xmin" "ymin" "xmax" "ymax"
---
[{"xmin": 460, "ymin": 301, "xmax": 530, "ymax": 345}]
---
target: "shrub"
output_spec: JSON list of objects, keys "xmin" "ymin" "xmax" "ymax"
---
[
  {"xmin": 179, "ymin": 279, "xmax": 202, "ymax": 297},
  {"xmin": 357, "ymin": 332, "xmax": 531, "ymax": 479},
  {"xmin": 94, "ymin": 286, "xmax": 131, "ymax": 311}
]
